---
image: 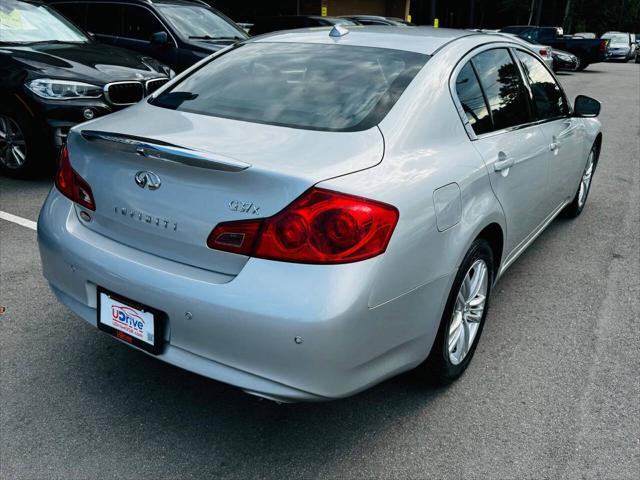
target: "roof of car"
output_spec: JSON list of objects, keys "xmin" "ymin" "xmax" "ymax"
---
[
  {"xmin": 252, "ymin": 26, "xmax": 478, "ymax": 55},
  {"xmin": 47, "ymin": 0, "xmax": 212, "ymax": 5}
]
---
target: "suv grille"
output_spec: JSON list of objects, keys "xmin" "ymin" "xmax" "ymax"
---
[
  {"xmin": 146, "ymin": 78, "xmax": 169, "ymax": 95},
  {"xmin": 105, "ymin": 82, "xmax": 145, "ymax": 105}
]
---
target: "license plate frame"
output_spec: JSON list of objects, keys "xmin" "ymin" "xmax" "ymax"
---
[{"xmin": 97, "ymin": 287, "xmax": 164, "ymax": 355}]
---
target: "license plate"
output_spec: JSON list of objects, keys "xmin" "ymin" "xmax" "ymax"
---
[{"xmin": 97, "ymin": 288, "xmax": 162, "ymax": 354}]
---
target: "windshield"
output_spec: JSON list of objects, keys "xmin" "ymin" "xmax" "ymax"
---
[
  {"xmin": 156, "ymin": 5, "xmax": 247, "ymax": 40},
  {"xmin": 0, "ymin": 0, "xmax": 89, "ymax": 44},
  {"xmin": 325, "ymin": 18, "xmax": 357, "ymax": 26},
  {"xmin": 152, "ymin": 42, "xmax": 428, "ymax": 132},
  {"xmin": 602, "ymin": 34, "xmax": 628, "ymax": 45}
]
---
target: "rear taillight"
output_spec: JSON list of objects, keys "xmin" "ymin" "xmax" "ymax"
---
[
  {"xmin": 539, "ymin": 48, "xmax": 548, "ymax": 57},
  {"xmin": 55, "ymin": 144, "xmax": 95, "ymax": 211},
  {"xmin": 207, "ymin": 187, "xmax": 399, "ymax": 264},
  {"xmin": 600, "ymin": 40, "xmax": 608, "ymax": 52}
]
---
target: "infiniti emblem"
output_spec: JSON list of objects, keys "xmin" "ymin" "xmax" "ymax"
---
[{"xmin": 134, "ymin": 171, "xmax": 161, "ymax": 190}]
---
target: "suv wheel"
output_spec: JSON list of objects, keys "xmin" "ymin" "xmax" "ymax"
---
[{"xmin": 0, "ymin": 105, "xmax": 49, "ymax": 178}]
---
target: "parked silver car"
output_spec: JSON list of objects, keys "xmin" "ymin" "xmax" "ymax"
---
[
  {"xmin": 38, "ymin": 27, "xmax": 602, "ymax": 402},
  {"xmin": 602, "ymin": 31, "xmax": 637, "ymax": 61}
]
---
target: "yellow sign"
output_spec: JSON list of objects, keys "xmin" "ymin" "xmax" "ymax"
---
[
  {"xmin": 321, "ymin": 6, "xmax": 327, "ymax": 17},
  {"xmin": 434, "ymin": 18, "xmax": 439, "ymax": 28},
  {"xmin": 407, "ymin": 15, "xmax": 412, "ymax": 23}
]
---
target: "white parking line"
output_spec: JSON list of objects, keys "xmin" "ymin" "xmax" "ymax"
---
[{"xmin": 0, "ymin": 211, "xmax": 37, "ymax": 231}]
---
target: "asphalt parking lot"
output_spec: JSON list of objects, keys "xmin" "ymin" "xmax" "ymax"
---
[{"xmin": 1, "ymin": 61, "xmax": 639, "ymax": 480}]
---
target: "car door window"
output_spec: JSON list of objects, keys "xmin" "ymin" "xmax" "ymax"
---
[
  {"xmin": 455, "ymin": 62, "xmax": 493, "ymax": 135},
  {"xmin": 54, "ymin": 3, "xmax": 87, "ymax": 29},
  {"xmin": 515, "ymin": 50, "xmax": 569, "ymax": 121},
  {"xmin": 86, "ymin": 3, "xmax": 122, "ymax": 37},
  {"xmin": 121, "ymin": 5, "xmax": 165, "ymax": 41},
  {"xmin": 471, "ymin": 48, "xmax": 532, "ymax": 131}
]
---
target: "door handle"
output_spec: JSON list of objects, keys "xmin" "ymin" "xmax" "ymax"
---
[
  {"xmin": 494, "ymin": 152, "xmax": 514, "ymax": 172},
  {"xmin": 549, "ymin": 142, "xmax": 559, "ymax": 151}
]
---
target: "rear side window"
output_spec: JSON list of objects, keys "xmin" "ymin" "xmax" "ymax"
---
[
  {"xmin": 471, "ymin": 48, "xmax": 532, "ymax": 131},
  {"xmin": 455, "ymin": 62, "xmax": 492, "ymax": 135},
  {"xmin": 121, "ymin": 5, "xmax": 165, "ymax": 41},
  {"xmin": 515, "ymin": 50, "xmax": 569, "ymax": 120},
  {"xmin": 86, "ymin": 3, "xmax": 121, "ymax": 37},
  {"xmin": 152, "ymin": 43, "xmax": 428, "ymax": 132}
]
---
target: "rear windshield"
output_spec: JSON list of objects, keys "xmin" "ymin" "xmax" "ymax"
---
[{"xmin": 151, "ymin": 42, "xmax": 428, "ymax": 132}]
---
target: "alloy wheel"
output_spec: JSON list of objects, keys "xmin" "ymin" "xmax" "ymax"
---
[
  {"xmin": 577, "ymin": 150, "xmax": 595, "ymax": 208},
  {"xmin": 448, "ymin": 259, "xmax": 488, "ymax": 366},
  {"xmin": 0, "ymin": 114, "xmax": 27, "ymax": 169}
]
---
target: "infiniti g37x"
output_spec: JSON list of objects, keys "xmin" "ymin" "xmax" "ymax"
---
[{"xmin": 38, "ymin": 26, "xmax": 602, "ymax": 402}]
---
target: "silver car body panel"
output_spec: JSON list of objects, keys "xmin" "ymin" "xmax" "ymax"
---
[{"xmin": 38, "ymin": 27, "xmax": 601, "ymax": 401}]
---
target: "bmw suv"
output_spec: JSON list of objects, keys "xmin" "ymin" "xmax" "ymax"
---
[
  {"xmin": 49, "ymin": 0, "xmax": 249, "ymax": 72},
  {"xmin": 0, "ymin": 0, "xmax": 172, "ymax": 177}
]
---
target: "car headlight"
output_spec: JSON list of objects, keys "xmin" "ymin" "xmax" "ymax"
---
[{"xmin": 26, "ymin": 78, "xmax": 102, "ymax": 100}]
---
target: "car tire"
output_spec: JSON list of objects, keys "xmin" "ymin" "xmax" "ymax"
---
[
  {"xmin": 417, "ymin": 238, "xmax": 494, "ymax": 384},
  {"xmin": 563, "ymin": 143, "xmax": 599, "ymax": 218},
  {"xmin": 0, "ymin": 102, "xmax": 50, "ymax": 178},
  {"xmin": 576, "ymin": 58, "xmax": 589, "ymax": 71}
]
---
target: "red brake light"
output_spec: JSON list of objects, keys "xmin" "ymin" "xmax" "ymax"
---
[
  {"xmin": 600, "ymin": 40, "xmax": 608, "ymax": 52},
  {"xmin": 55, "ymin": 144, "xmax": 96, "ymax": 211},
  {"xmin": 207, "ymin": 188, "xmax": 399, "ymax": 264},
  {"xmin": 539, "ymin": 48, "xmax": 548, "ymax": 57}
]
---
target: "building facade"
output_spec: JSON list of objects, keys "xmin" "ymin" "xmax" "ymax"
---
[{"xmin": 213, "ymin": 0, "xmax": 411, "ymax": 24}]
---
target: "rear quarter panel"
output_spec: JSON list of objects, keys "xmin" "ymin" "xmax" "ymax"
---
[{"xmin": 320, "ymin": 36, "xmax": 507, "ymax": 309}]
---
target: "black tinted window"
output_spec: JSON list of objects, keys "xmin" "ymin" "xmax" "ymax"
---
[
  {"xmin": 472, "ymin": 49, "xmax": 532, "ymax": 131},
  {"xmin": 515, "ymin": 50, "xmax": 568, "ymax": 120},
  {"xmin": 54, "ymin": 3, "xmax": 87, "ymax": 28},
  {"xmin": 455, "ymin": 62, "xmax": 492, "ymax": 135},
  {"xmin": 152, "ymin": 43, "xmax": 428, "ymax": 132},
  {"xmin": 87, "ymin": 3, "xmax": 121, "ymax": 36},
  {"xmin": 121, "ymin": 5, "xmax": 164, "ymax": 41}
]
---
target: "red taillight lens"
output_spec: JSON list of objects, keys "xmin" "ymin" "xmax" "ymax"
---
[
  {"xmin": 539, "ymin": 48, "xmax": 548, "ymax": 57},
  {"xmin": 207, "ymin": 188, "xmax": 399, "ymax": 264},
  {"xmin": 55, "ymin": 144, "xmax": 95, "ymax": 211},
  {"xmin": 600, "ymin": 40, "xmax": 608, "ymax": 52}
]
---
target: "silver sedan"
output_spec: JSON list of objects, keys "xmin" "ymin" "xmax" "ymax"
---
[{"xmin": 38, "ymin": 27, "xmax": 602, "ymax": 402}]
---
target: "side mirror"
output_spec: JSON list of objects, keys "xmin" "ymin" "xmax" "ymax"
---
[
  {"xmin": 573, "ymin": 95, "xmax": 600, "ymax": 117},
  {"xmin": 150, "ymin": 31, "xmax": 169, "ymax": 46}
]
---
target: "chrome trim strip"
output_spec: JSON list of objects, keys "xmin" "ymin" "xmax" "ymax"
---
[
  {"xmin": 103, "ymin": 81, "xmax": 144, "ymax": 106},
  {"xmin": 497, "ymin": 200, "xmax": 570, "ymax": 278},
  {"xmin": 80, "ymin": 130, "xmax": 251, "ymax": 172}
]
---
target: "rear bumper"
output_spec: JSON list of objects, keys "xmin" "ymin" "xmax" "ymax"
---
[{"xmin": 38, "ymin": 189, "xmax": 449, "ymax": 401}]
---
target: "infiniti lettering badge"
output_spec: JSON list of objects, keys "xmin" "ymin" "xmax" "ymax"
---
[
  {"xmin": 115, "ymin": 207, "xmax": 178, "ymax": 231},
  {"xmin": 135, "ymin": 171, "xmax": 161, "ymax": 190}
]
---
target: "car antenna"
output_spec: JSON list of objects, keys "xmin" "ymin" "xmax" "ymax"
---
[{"xmin": 329, "ymin": 25, "xmax": 349, "ymax": 38}]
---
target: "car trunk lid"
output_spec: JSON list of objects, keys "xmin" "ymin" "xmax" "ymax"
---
[{"xmin": 66, "ymin": 105, "xmax": 384, "ymax": 276}]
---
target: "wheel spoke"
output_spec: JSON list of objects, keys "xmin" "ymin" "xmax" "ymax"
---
[
  {"xmin": 12, "ymin": 146, "xmax": 25, "ymax": 164},
  {"xmin": 467, "ymin": 262, "xmax": 487, "ymax": 301},
  {"xmin": 448, "ymin": 311, "xmax": 463, "ymax": 350},
  {"xmin": 456, "ymin": 290, "xmax": 466, "ymax": 311},
  {"xmin": 461, "ymin": 318, "xmax": 470, "ymax": 358}
]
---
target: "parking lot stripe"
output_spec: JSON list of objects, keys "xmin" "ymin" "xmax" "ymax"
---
[{"xmin": 0, "ymin": 211, "xmax": 37, "ymax": 231}]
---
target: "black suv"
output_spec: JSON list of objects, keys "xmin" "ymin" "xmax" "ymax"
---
[
  {"xmin": 49, "ymin": 0, "xmax": 248, "ymax": 72},
  {"xmin": 0, "ymin": 0, "xmax": 172, "ymax": 177}
]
